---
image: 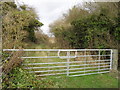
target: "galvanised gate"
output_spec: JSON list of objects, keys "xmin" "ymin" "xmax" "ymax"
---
[{"xmin": 3, "ymin": 49, "xmax": 113, "ymax": 77}]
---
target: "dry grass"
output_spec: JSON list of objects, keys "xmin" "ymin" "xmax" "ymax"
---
[{"xmin": 2, "ymin": 51, "xmax": 24, "ymax": 74}]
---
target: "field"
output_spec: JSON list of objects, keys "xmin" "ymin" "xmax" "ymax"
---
[{"xmin": 39, "ymin": 73, "xmax": 118, "ymax": 88}]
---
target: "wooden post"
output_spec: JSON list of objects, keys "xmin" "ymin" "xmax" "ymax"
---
[{"xmin": 112, "ymin": 49, "xmax": 118, "ymax": 71}]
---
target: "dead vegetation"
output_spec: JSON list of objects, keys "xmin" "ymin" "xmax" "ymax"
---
[
  {"xmin": 74, "ymin": 51, "xmax": 110, "ymax": 67},
  {"xmin": 2, "ymin": 51, "xmax": 24, "ymax": 74}
]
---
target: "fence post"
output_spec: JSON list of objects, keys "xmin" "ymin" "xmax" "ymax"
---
[
  {"xmin": 67, "ymin": 51, "xmax": 70, "ymax": 76},
  {"xmin": 111, "ymin": 49, "xmax": 118, "ymax": 71}
]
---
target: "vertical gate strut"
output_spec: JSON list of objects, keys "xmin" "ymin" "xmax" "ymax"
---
[{"xmin": 67, "ymin": 51, "xmax": 70, "ymax": 76}]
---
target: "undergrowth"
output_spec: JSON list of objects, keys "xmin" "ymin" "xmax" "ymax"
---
[
  {"xmin": 2, "ymin": 67, "xmax": 46, "ymax": 88},
  {"xmin": 2, "ymin": 66, "xmax": 118, "ymax": 88}
]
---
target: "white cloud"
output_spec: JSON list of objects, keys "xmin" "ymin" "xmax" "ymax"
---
[{"xmin": 17, "ymin": 0, "xmax": 86, "ymax": 35}]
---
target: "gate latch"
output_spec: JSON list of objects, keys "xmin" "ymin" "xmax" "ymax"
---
[{"xmin": 58, "ymin": 50, "xmax": 77, "ymax": 59}]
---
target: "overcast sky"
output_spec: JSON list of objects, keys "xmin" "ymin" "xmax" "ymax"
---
[{"xmin": 17, "ymin": 0, "xmax": 93, "ymax": 36}]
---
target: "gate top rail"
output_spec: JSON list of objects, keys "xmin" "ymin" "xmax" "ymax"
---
[{"xmin": 3, "ymin": 49, "xmax": 112, "ymax": 51}]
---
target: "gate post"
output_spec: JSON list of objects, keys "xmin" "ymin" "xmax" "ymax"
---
[{"xmin": 111, "ymin": 49, "xmax": 118, "ymax": 71}]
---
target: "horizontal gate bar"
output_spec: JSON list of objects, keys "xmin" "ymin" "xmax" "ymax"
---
[
  {"xmin": 69, "ymin": 68, "xmax": 110, "ymax": 74},
  {"xmin": 3, "ymin": 49, "xmax": 112, "ymax": 51},
  {"xmin": 69, "ymin": 71, "xmax": 110, "ymax": 77},
  {"xmin": 24, "ymin": 62, "xmax": 110, "ymax": 69},
  {"xmin": 24, "ymin": 65, "xmax": 67, "ymax": 69},
  {"xmin": 77, "ymin": 55, "xmax": 110, "ymax": 57},
  {"xmin": 36, "ymin": 72, "xmax": 67, "ymax": 76},
  {"xmin": 21, "ymin": 55, "xmax": 110, "ymax": 59},
  {"xmin": 22, "ymin": 56, "xmax": 59, "ymax": 59},
  {"xmin": 23, "ymin": 60, "xmax": 110, "ymax": 65},
  {"xmin": 6, "ymin": 55, "xmax": 110, "ymax": 59},
  {"xmin": 35, "ymin": 68, "xmax": 110, "ymax": 76},
  {"xmin": 29, "ymin": 65, "xmax": 110, "ymax": 73}
]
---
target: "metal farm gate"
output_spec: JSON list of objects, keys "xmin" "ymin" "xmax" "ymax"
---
[{"xmin": 3, "ymin": 49, "xmax": 113, "ymax": 77}]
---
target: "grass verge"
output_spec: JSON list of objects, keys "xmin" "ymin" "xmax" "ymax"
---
[
  {"xmin": 2, "ymin": 67, "xmax": 118, "ymax": 88},
  {"xmin": 41, "ymin": 73, "xmax": 118, "ymax": 88}
]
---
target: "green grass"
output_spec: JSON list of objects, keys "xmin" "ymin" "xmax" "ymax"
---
[
  {"xmin": 4, "ymin": 67, "xmax": 118, "ymax": 88},
  {"xmin": 41, "ymin": 73, "xmax": 118, "ymax": 88},
  {"xmin": 25, "ymin": 42, "xmax": 45, "ymax": 49}
]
